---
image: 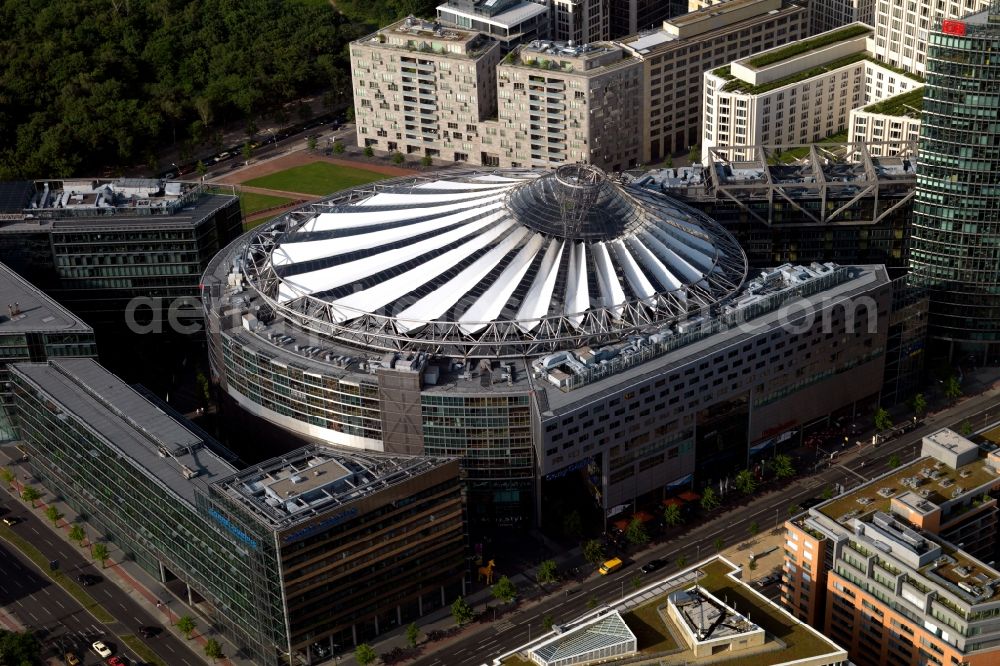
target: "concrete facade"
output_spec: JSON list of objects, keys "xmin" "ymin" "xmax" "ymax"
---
[{"xmin": 870, "ymin": 0, "xmax": 992, "ymax": 75}]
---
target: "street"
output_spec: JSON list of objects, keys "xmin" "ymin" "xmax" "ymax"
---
[
  {"xmin": 0, "ymin": 475, "xmax": 203, "ymax": 666},
  {"xmin": 407, "ymin": 391, "xmax": 1000, "ymax": 666}
]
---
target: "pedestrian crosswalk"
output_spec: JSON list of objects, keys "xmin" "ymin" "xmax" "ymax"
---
[{"xmin": 494, "ymin": 619, "xmax": 515, "ymax": 633}]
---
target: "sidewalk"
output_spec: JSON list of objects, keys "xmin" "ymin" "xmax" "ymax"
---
[{"xmin": 0, "ymin": 447, "xmax": 252, "ymax": 666}]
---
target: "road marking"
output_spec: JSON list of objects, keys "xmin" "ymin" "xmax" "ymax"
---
[
  {"xmin": 54, "ymin": 600, "xmax": 65, "ymax": 610},
  {"xmin": 836, "ymin": 463, "xmax": 869, "ymax": 482}
]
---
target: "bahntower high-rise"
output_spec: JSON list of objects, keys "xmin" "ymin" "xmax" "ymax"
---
[{"xmin": 909, "ymin": 3, "xmax": 1000, "ymax": 362}]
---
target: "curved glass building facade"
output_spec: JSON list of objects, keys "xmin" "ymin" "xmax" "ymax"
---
[{"xmin": 909, "ymin": 6, "xmax": 1000, "ymax": 360}]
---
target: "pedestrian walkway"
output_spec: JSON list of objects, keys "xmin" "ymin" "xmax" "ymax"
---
[{"xmin": 0, "ymin": 446, "xmax": 251, "ymax": 666}]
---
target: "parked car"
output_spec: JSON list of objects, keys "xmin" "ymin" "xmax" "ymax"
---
[
  {"xmin": 106, "ymin": 656, "xmax": 125, "ymax": 666},
  {"xmin": 91, "ymin": 640, "xmax": 112, "ymax": 658},
  {"xmin": 2, "ymin": 516, "xmax": 21, "ymax": 526},
  {"xmin": 640, "ymin": 558, "xmax": 667, "ymax": 574},
  {"xmin": 755, "ymin": 574, "xmax": 782, "ymax": 588},
  {"xmin": 598, "ymin": 557, "xmax": 624, "ymax": 575},
  {"xmin": 64, "ymin": 652, "xmax": 80, "ymax": 666}
]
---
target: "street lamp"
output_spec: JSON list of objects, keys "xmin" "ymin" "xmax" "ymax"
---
[{"xmin": 267, "ymin": 128, "xmax": 277, "ymax": 145}]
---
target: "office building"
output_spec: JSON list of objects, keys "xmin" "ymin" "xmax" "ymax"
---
[
  {"xmin": 436, "ymin": 0, "xmax": 551, "ymax": 47},
  {"xmin": 702, "ymin": 23, "xmax": 923, "ymax": 162},
  {"xmin": 812, "ymin": 0, "xmax": 875, "ymax": 35},
  {"xmin": 203, "ymin": 165, "xmax": 893, "ymax": 529},
  {"xmin": 870, "ymin": 0, "xmax": 991, "ymax": 75},
  {"xmin": 494, "ymin": 41, "xmax": 643, "ymax": 170},
  {"xmin": 610, "ymin": 0, "xmax": 687, "ymax": 38},
  {"xmin": 12, "ymin": 358, "xmax": 465, "ymax": 665},
  {"xmin": 620, "ymin": 0, "xmax": 810, "ymax": 162},
  {"xmin": 0, "ymin": 178, "xmax": 241, "ymax": 327},
  {"xmin": 849, "ymin": 88, "xmax": 923, "ymax": 155},
  {"xmin": 351, "ymin": 17, "xmax": 504, "ymax": 164},
  {"xmin": 552, "ymin": 0, "xmax": 610, "ymax": 44},
  {"xmin": 908, "ymin": 4, "xmax": 1000, "ymax": 361},
  {"xmin": 632, "ymin": 142, "xmax": 917, "ymax": 269},
  {"xmin": 491, "ymin": 556, "xmax": 848, "ymax": 666},
  {"xmin": 0, "ymin": 262, "xmax": 96, "ymax": 440},
  {"xmin": 782, "ymin": 428, "xmax": 1000, "ymax": 666}
]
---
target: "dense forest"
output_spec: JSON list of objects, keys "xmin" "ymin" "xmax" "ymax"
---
[{"xmin": 0, "ymin": 0, "xmax": 435, "ymax": 179}]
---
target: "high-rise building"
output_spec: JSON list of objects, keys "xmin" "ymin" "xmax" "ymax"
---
[
  {"xmin": 0, "ymin": 261, "xmax": 96, "ymax": 440},
  {"xmin": 810, "ymin": 0, "xmax": 875, "ymax": 34},
  {"xmin": 494, "ymin": 41, "xmax": 643, "ymax": 170},
  {"xmin": 552, "ymin": 0, "xmax": 610, "ymax": 43},
  {"xmin": 782, "ymin": 428, "xmax": 1000, "ymax": 666},
  {"xmin": 12, "ymin": 358, "xmax": 465, "ymax": 665},
  {"xmin": 908, "ymin": 4, "xmax": 1000, "ymax": 361},
  {"xmin": 701, "ymin": 23, "xmax": 923, "ymax": 162},
  {"xmin": 204, "ymin": 166, "xmax": 893, "ymax": 529},
  {"xmin": 620, "ymin": 0, "xmax": 810, "ymax": 162},
  {"xmin": 609, "ymin": 0, "xmax": 687, "ymax": 38},
  {"xmin": 0, "ymin": 178, "xmax": 241, "ymax": 327},
  {"xmin": 870, "ymin": 0, "xmax": 991, "ymax": 75},
  {"xmin": 351, "ymin": 18, "xmax": 503, "ymax": 164}
]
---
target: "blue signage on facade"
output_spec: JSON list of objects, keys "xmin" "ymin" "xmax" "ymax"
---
[{"xmin": 208, "ymin": 508, "xmax": 259, "ymax": 549}]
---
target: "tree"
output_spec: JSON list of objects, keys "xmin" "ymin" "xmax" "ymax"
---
[
  {"xmin": 713, "ymin": 537, "xmax": 724, "ymax": 553},
  {"xmin": 583, "ymin": 539, "xmax": 605, "ymax": 565},
  {"xmin": 735, "ymin": 469, "xmax": 757, "ymax": 495},
  {"xmin": 346, "ymin": 107, "xmax": 356, "ymax": 122},
  {"xmin": 196, "ymin": 160, "xmax": 207, "ymax": 180},
  {"xmin": 665, "ymin": 155, "xmax": 673, "ymax": 168},
  {"xmin": 355, "ymin": 643, "xmax": 377, "ymax": 666},
  {"xmin": 944, "ymin": 376, "xmax": 962, "ymax": 401},
  {"xmin": 688, "ymin": 144, "xmax": 701, "ymax": 163},
  {"xmin": 242, "ymin": 141, "xmax": 253, "ymax": 163},
  {"xmin": 0, "ymin": 629, "xmax": 42, "ymax": 664},
  {"xmin": 586, "ymin": 595, "xmax": 598, "ymax": 609},
  {"xmin": 562, "ymin": 510, "xmax": 583, "ymax": 540},
  {"xmin": 701, "ymin": 487, "xmax": 720, "ymax": 512},
  {"xmin": 333, "ymin": 141, "xmax": 346, "ymax": 154},
  {"xmin": 631, "ymin": 574, "xmax": 643, "ymax": 590},
  {"xmin": 788, "ymin": 503, "xmax": 801, "ymax": 518},
  {"xmin": 421, "ymin": 155, "xmax": 433, "ymax": 167},
  {"xmin": 0, "ymin": 467, "xmax": 14, "ymax": 489},
  {"xmin": 405, "ymin": 622, "xmax": 420, "ymax": 648},
  {"xmin": 912, "ymin": 392, "xmax": 927, "ymax": 417},
  {"xmin": 960, "ymin": 420, "xmax": 973, "ymax": 436},
  {"xmin": 821, "ymin": 485, "xmax": 834, "ymax": 500},
  {"xmin": 888, "ymin": 454, "xmax": 901, "ymax": 469},
  {"xmin": 204, "ymin": 638, "xmax": 223, "ymax": 662},
  {"xmin": 748, "ymin": 520, "xmax": 759, "ymax": 538},
  {"xmin": 20, "ymin": 486, "xmax": 40, "ymax": 508},
  {"xmin": 307, "ymin": 136, "xmax": 318, "ymax": 151},
  {"xmin": 91, "ymin": 543, "xmax": 109, "ymax": 569},
  {"xmin": 772, "ymin": 454, "xmax": 795, "ymax": 479},
  {"xmin": 542, "ymin": 613, "xmax": 555, "ymax": 631},
  {"xmin": 69, "ymin": 524, "xmax": 86, "ymax": 547},
  {"xmin": 492, "ymin": 575, "xmax": 518, "ymax": 604},
  {"xmin": 676, "ymin": 554, "xmax": 687, "ymax": 569},
  {"xmin": 663, "ymin": 503, "xmax": 683, "ymax": 528},
  {"xmin": 748, "ymin": 557, "xmax": 758, "ymax": 573},
  {"xmin": 177, "ymin": 615, "xmax": 196, "ymax": 639},
  {"xmin": 536, "ymin": 559, "xmax": 558, "ymax": 586},
  {"xmin": 363, "ymin": 145, "xmax": 375, "ymax": 158},
  {"xmin": 44, "ymin": 505, "xmax": 62, "ymax": 526},
  {"xmin": 625, "ymin": 517, "xmax": 649, "ymax": 547},
  {"xmin": 451, "ymin": 597, "xmax": 474, "ymax": 626},
  {"xmin": 392, "ymin": 152, "xmax": 405, "ymax": 165},
  {"xmin": 874, "ymin": 407, "xmax": 892, "ymax": 432}
]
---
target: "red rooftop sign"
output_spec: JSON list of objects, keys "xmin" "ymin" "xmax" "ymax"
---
[{"xmin": 942, "ymin": 20, "xmax": 967, "ymax": 35}]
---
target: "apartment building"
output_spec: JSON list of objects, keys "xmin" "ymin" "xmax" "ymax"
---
[
  {"xmin": 870, "ymin": 0, "xmax": 991, "ymax": 74},
  {"xmin": 552, "ymin": 0, "xmax": 610, "ymax": 43},
  {"xmin": 782, "ymin": 428, "xmax": 1000, "ymax": 666},
  {"xmin": 436, "ymin": 0, "xmax": 551, "ymax": 46},
  {"xmin": 849, "ymin": 87, "xmax": 922, "ymax": 156},
  {"xmin": 620, "ymin": 0, "xmax": 810, "ymax": 162},
  {"xmin": 492, "ymin": 41, "xmax": 643, "ymax": 170},
  {"xmin": 812, "ymin": 0, "xmax": 875, "ymax": 34},
  {"xmin": 702, "ymin": 23, "xmax": 922, "ymax": 161},
  {"xmin": 351, "ymin": 17, "xmax": 503, "ymax": 162}
]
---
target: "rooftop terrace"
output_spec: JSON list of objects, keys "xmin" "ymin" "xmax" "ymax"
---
[{"xmin": 0, "ymin": 262, "xmax": 92, "ymax": 334}]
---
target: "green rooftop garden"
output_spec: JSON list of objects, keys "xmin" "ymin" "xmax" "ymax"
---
[
  {"xmin": 747, "ymin": 24, "xmax": 872, "ymax": 68},
  {"xmin": 863, "ymin": 87, "xmax": 924, "ymax": 118},
  {"xmin": 722, "ymin": 52, "xmax": 869, "ymax": 94}
]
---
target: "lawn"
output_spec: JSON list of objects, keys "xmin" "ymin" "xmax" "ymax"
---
[
  {"xmin": 239, "ymin": 192, "xmax": 294, "ymax": 216},
  {"xmin": 244, "ymin": 162, "xmax": 386, "ymax": 196}
]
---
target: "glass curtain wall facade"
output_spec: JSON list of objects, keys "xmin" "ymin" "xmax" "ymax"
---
[
  {"xmin": 909, "ymin": 7, "xmax": 1000, "ymax": 361},
  {"xmin": 9, "ymin": 370, "xmax": 285, "ymax": 663}
]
